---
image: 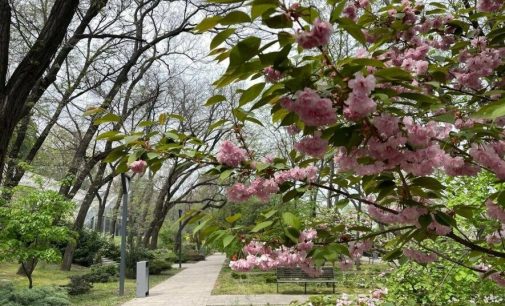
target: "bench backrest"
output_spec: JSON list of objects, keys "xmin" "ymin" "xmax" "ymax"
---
[{"xmin": 276, "ymin": 267, "xmax": 334, "ymax": 280}]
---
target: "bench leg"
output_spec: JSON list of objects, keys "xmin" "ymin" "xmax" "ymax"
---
[
  {"xmin": 304, "ymin": 282, "xmax": 307, "ymax": 294},
  {"xmin": 277, "ymin": 282, "xmax": 278, "ymax": 293},
  {"xmin": 333, "ymin": 282, "xmax": 335, "ymax": 294}
]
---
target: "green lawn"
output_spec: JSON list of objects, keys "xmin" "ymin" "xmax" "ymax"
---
[
  {"xmin": 212, "ymin": 263, "xmax": 389, "ymax": 296},
  {"xmin": 0, "ymin": 262, "xmax": 180, "ymax": 306}
]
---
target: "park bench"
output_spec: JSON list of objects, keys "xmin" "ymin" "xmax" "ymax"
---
[{"xmin": 276, "ymin": 267, "xmax": 336, "ymax": 294}]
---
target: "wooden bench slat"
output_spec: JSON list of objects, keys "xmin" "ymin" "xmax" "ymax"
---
[{"xmin": 276, "ymin": 267, "xmax": 336, "ymax": 294}]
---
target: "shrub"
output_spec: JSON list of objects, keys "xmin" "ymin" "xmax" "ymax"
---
[
  {"xmin": 146, "ymin": 249, "xmax": 174, "ymax": 275},
  {"xmin": 125, "ymin": 246, "xmax": 152, "ymax": 278},
  {"xmin": 0, "ymin": 283, "xmax": 71, "ymax": 306},
  {"xmin": 77, "ymin": 264, "xmax": 119, "ymax": 284},
  {"xmin": 384, "ymin": 261, "xmax": 505, "ymax": 305},
  {"xmin": 64, "ymin": 275, "xmax": 93, "ymax": 296},
  {"xmin": 99, "ymin": 239, "xmax": 121, "ymax": 262},
  {"xmin": 72, "ymin": 230, "xmax": 105, "ymax": 267}
]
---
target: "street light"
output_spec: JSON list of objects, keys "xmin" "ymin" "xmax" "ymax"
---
[{"xmin": 119, "ymin": 173, "xmax": 130, "ymax": 296}]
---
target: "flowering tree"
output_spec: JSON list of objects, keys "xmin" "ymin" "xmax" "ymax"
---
[{"xmin": 99, "ymin": 0, "xmax": 505, "ymax": 289}]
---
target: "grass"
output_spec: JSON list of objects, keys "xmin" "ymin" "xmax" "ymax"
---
[
  {"xmin": 212, "ymin": 262, "xmax": 389, "ymax": 296},
  {"xmin": 0, "ymin": 262, "xmax": 180, "ymax": 306}
]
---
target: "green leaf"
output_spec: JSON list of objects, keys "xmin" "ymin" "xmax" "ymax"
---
[
  {"xmin": 383, "ymin": 248, "xmax": 403, "ymax": 261},
  {"xmin": 205, "ymin": 95, "xmax": 226, "ymax": 106},
  {"xmin": 208, "ymin": 119, "xmax": 228, "ymax": 131},
  {"xmin": 94, "ymin": 113, "xmax": 122, "ymax": 125},
  {"xmin": 219, "ymin": 169, "xmax": 233, "ymax": 181},
  {"xmin": 263, "ymin": 14, "xmax": 293, "ymax": 29},
  {"xmin": 251, "ymin": 220, "xmax": 274, "ymax": 232},
  {"xmin": 229, "ymin": 36, "xmax": 261, "ymax": 68},
  {"xmin": 104, "ymin": 147, "xmax": 126, "ymax": 163},
  {"xmin": 282, "ymin": 212, "xmax": 301, "ymax": 230},
  {"xmin": 223, "ymin": 234, "xmax": 235, "ymax": 248},
  {"xmin": 225, "ymin": 213, "xmax": 242, "ymax": 224},
  {"xmin": 97, "ymin": 131, "xmax": 122, "ymax": 141},
  {"xmin": 262, "ymin": 209, "xmax": 278, "ymax": 219},
  {"xmin": 239, "ymin": 82, "xmax": 265, "ymax": 105},
  {"xmin": 337, "ymin": 18, "xmax": 365, "ymax": 44},
  {"xmin": 375, "ymin": 67, "xmax": 412, "ymax": 81},
  {"xmin": 220, "ymin": 11, "xmax": 251, "ymax": 25},
  {"xmin": 210, "ymin": 28, "xmax": 235, "ymax": 50},
  {"xmin": 472, "ymin": 98, "xmax": 505, "ymax": 119},
  {"xmin": 412, "ymin": 177, "xmax": 445, "ymax": 191},
  {"xmin": 195, "ymin": 16, "xmax": 222, "ymax": 32}
]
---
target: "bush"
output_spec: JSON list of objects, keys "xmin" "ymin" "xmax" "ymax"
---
[
  {"xmin": 99, "ymin": 239, "xmax": 121, "ymax": 262},
  {"xmin": 146, "ymin": 249, "xmax": 174, "ymax": 275},
  {"xmin": 0, "ymin": 283, "xmax": 71, "ymax": 306},
  {"xmin": 82, "ymin": 264, "xmax": 118, "ymax": 283},
  {"xmin": 384, "ymin": 261, "xmax": 505, "ymax": 305},
  {"xmin": 64, "ymin": 275, "xmax": 93, "ymax": 296},
  {"xmin": 125, "ymin": 246, "xmax": 152, "ymax": 278},
  {"xmin": 70, "ymin": 229, "xmax": 105, "ymax": 267}
]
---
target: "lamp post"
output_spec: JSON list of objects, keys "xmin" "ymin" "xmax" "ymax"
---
[
  {"xmin": 178, "ymin": 209, "xmax": 182, "ymax": 269},
  {"xmin": 119, "ymin": 173, "xmax": 130, "ymax": 296}
]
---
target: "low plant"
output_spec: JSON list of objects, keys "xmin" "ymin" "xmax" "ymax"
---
[
  {"xmin": 64, "ymin": 275, "xmax": 93, "ymax": 296},
  {"xmin": 0, "ymin": 282, "xmax": 71, "ymax": 305}
]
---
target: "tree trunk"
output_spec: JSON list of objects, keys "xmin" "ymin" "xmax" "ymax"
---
[
  {"xmin": 0, "ymin": 0, "xmax": 80, "ymax": 178},
  {"xmin": 61, "ymin": 162, "xmax": 108, "ymax": 270},
  {"xmin": 110, "ymin": 187, "xmax": 123, "ymax": 237},
  {"xmin": 96, "ymin": 179, "xmax": 113, "ymax": 232},
  {"xmin": 60, "ymin": 243, "xmax": 76, "ymax": 271}
]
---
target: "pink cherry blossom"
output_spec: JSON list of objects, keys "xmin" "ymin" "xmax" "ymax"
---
[
  {"xmin": 489, "ymin": 272, "xmax": 505, "ymax": 287},
  {"xmin": 274, "ymin": 166, "xmax": 318, "ymax": 184},
  {"xmin": 477, "ymin": 0, "xmax": 503, "ymax": 12},
  {"xmin": 288, "ymin": 88, "xmax": 336, "ymax": 127},
  {"xmin": 216, "ymin": 140, "xmax": 247, "ymax": 167},
  {"xmin": 286, "ymin": 124, "xmax": 301, "ymax": 135},
  {"xmin": 403, "ymin": 248, "xmax": 438, "ymax": 264},
  {"xmin": 486, "ymin": 199, "xmax": 505, "ymax": 224},
  {"xmin": 470, "ymin": 142, "xmax": 505, "ymax": 180},
  {"xmin": 227, "ymin": 183, "xmax": 254, "ymax": 203},
  {"xmin": 263, "ymin": 66, "xmax": 282, "ymax": 83},
  {"xmin": 296, "ymin": 19, "xmax": 332, "ymax": 49},
  {"xmin": 294, "ymin": 134, "xmax": 328, "ymax": 158},
  {"xmin": 129, "ymin": 160, "xmax": 147, "ymax": 173}
]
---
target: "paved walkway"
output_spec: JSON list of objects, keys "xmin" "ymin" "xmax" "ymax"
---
[{"xmin": 122, "ymin": 253, "xmax": 308, "ymax": 306}]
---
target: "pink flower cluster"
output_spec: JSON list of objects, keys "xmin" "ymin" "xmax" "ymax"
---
[
  {"xmin": 477, "ymin": 0, "xmax": 504, "ymax": 12},
  {"xmin": 368, "ymin": 206, "xmax": 427, "ymax": 226},
  {"xmin": 371, "ymin": 288, "xmax": 388, "ymax": 299},
  {"xmin": 341, "ymin": 0, "xmax": 369, "ymax": 21},
  {"xmin": 403, "ymin": 248, "xmax": 438, "ymax": 264},
  {"xmin": 216, "ymin": 141, "xmax": 247, "ymax": 167},
  {"xmin": 453, "ymin": 39, "xmax": 505, "ymax": 90},
  {"xmin": 281, "ymin": 88, "xmax": 336, "ymax": 127},
  {"xmin": 296, "ymin": 19, "xmax": 332, "ymax": 49},
  {"xmin": 229, "ymin": 230, "xmax": 320, "ymax": 275},
  {"xmin": 470, "ymin": 142, "xmax": 505, "ymax": 180},
  {"xmin": 486, "ymin": 226, "xmax": 505, "ymax": 244},
  {"xmin": 489, "ymin": 272, "xmax": 505, "ymax": 287},
  {"xmin": 349, "ymin": 240, "xmax": 373, "ymax": 259},
  {"xmin": 368, "ymin": 205, "xmax": 451, "ymax": 235},
  {"xmin": 129, "ymin": 160, "xmax": 147, "ymax": 173},
  {"xmin": 274, "ymin": 165, "xmax": 318, "ymax": 184},
  {"xmin": 485, "ymin": 199, "xmax": 505, "ymax": 224},
  {"xmin": 227, "ymin": 178, "xmax": 279, "ymax": 203},
  {"xmin": 294, "ymin": 133, "xmax": 329, "ymax": 158},
  {"xmin": 263, "ymin": 66, "xmax": 282, "ymax": 83},
  {"xmin": 335, "ymin": 114, "xmax": 478, "ymax": 177},
  {"xmin": 343, "ymin": 72, "xmax": 376, "ymax": 121}
]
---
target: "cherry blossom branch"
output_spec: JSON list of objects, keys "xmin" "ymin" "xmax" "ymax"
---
[
  {"xmin": 446, "ymin": 232, "xmax": 505, "ymax": 259},
  {"xmin": 310, "ymin": 182, "xmax": 399, "ymax": 214}
]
